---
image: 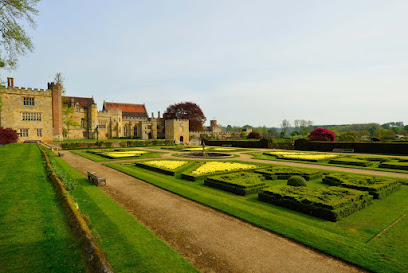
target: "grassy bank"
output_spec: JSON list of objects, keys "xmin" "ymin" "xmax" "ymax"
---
[
  {"xmin": 106, "ymin": 161, "xmax": 408, "ymax": 273},
  {"xmin": 0, "ymin": 144, "xmax": 86, "ymax": 273},
  {"xmin": 46, "ymin": 150, "xmax": 198, "ymax": 272}
]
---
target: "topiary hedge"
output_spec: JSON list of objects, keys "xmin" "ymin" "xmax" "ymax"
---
[
  {"xmin": 328, "ymin": 157, "xmax": 373, "ymax": 167},
  {"xmin": 379, "ymin": 161, "xmax": 408, "ymax": 171},
  {"xmin": 255, "ymin": 167, "xmax": 322, "ymax": 181},
  {"xmin": 204, "ymin": 172, "xmax": 266, "ymax": 196},
  {"xmin": 287, "ymin": 176, "xmax": 307, "ymax": 187},
  {"xmin": 322, "ymin": 173, "xmax": 401, "ymax": 199},
  {"xmin": 259, "ymin": 186, "xmax": 372, "ymax": 221}
]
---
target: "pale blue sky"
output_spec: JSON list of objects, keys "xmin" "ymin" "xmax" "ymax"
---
[{"xmin": 8, "ymin": 0, "xmax": 408, "ymax": 127}]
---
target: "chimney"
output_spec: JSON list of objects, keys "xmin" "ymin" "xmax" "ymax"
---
[
  {"xmin": 158, "ymin": 111, "xmax": 161, "ymax": 118},
  {"xmin": 7, "ymin": 77, "xmax": 14, "ymax": 88}
]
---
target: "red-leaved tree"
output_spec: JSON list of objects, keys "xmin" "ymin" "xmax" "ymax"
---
[
  {"xmin": 0, "ymin": 127, "xmax": 19, "ymax": 144},
  {"xmin": 247, "ymin": 131, "xmax": 262, "ymax": 139},
  {"xmin": 163, "ymin": 102, "xmax": 206, "ymax": 131},
  {"xmin": 308, "ymin": 128, "xmax": 336, "ymax": 141}
]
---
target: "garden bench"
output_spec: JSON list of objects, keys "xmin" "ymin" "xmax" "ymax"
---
[
  {"xmin": 87, "ymin": 171, "xmax": 106, "ymax": 186},
  {"xmin": 333, "ymin": 148, "xmax": 354, "ymax": 153},
  {"xmin": 222, "ymin": 144, "xmax": 232, "ymax": 147}
]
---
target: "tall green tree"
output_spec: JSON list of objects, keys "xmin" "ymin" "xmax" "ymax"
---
[{"xmin": 0, "ymin": 0, "xmax": 40, "ymax": 70}]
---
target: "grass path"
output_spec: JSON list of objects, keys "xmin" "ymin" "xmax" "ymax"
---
[{"xmin": 0, "ymin": 144, "xmax": 86, "ymax": 273}]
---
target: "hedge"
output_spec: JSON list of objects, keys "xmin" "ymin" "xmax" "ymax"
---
[
  {"xmin": 204, "ymin": 172, "xmax": 266, "ymax": 196},
  {"xmin": 259, "ymin": 186, "xmax": 372, "ymax": 221},
  {"xmin": 255, "ymin": 167, "xmax": 322, "ymax": 181},
  {"xmin": 322, "ymin": 174, "xmax": 401, "ymax": 199},
  {"xmin": 135, "ymin": 162, "xmax": 178, "ymax": 176},
  {"xmin": 379, "ymin": 161, "xmax": 408, "ymax": 171},
  {"xmin": 60, "ymin": 139, "xmax": 174, "ymax": 150},
  {"xmin": 328, "ymin": 157, "xmax": 373, "ymax": 167}
]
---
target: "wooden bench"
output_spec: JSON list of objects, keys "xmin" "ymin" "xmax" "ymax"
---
[
  {"xmin": 333, "ymin": 148, "xmax": 354, "ymax": 153},
  {"xmin": 222, "ymin": 144, "xmax": 233, "ymax": 147},
  {"xmin": 87, "ymin": 171, "xmax": 106, "ymax": 186}
]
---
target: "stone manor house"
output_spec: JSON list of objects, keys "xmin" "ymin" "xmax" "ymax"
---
[{"xmin": 0, "ymin": 78, "xmax": 190, "ymax": 143}]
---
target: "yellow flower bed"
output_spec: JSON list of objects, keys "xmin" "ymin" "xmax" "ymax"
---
[
  {"xmin": 184, "ymin": 147, "xmax": 204, "ymax": 151},
  {"xmin": 212, "ymin": 148, "xmax": 235, "ymax": 152},
  {"xmin": 266, "ymin": 151, "xmax": 338, "ymax": 161},
  {"xmin": 191, "ymin": 162, "xmax": 257, "ymax": 176},
  {"xmin": 103, "ymin": 151, "xmax": 147, "ymax": 158},
  {"xmin": 143, "ymin": 160, "xmax": 188, "ymax": 170}
]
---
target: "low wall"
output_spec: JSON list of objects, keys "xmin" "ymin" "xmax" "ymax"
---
[{"xmin": 294, "ymin": 139, "xmax": 408, "ymax": 155}]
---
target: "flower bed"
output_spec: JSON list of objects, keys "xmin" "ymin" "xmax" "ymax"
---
[
  {"xmin": 204, "ymin": 172, "xmax": 266, "ymax": 196},
  {"xmin": 264, "ymin": 152, "xmax": 338, "ymax": 162},
  {"xmin": 100, "ymin": 151, "xmax": 147, "ymax": 159},
  {"xmin": 182, "ymin": 161, "xmax": 259, "ymax": 181},
  {"xmin": 328, "ymin": 157, "xmax": 373, "ymax": 167},
  {"xmin": 322, "ymin": 174, "xmax": 401, "ymax": 199},
  {"xmin": 136, "ymin": 160, "xmax": 189, "ymax": 176},
  {"xmin": 259, "ymin": 186, "xmax": 372, "ymax": 221},
  {"xmin": 255, "ymin": 167, "xmax": 322, "ymax": 181},
  {"xmin": 379, "ymin": 161, "xmax": 408, "ymax": 171}
]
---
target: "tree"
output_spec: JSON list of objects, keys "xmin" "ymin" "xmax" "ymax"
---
[
  {"xmin": 400, "ymin": 129, "xmax": 408, "ymax": 136},
  {"xmin": 373, "ymin": 130, "xmax": 382, "ymax": 138},
  {"xmin": 247, "ymin": 131, "xmax": 261, "ymax": 139},
  {"xmin": 337, "ymin": 132, "xmax": 357, "ymax": 142},
  {"xmin": 54, "ymin": 73, "xmax": 79, "ymax": 137},
  {"xmin": 281, "ymin": 119, "xmax": 290, "ymax": 136},
  {"xmin": 0, "ymin": 0, "xmax": 40, "ymax": 70},
  {"xmin": 163, "ymin": 102, "xmax": 206, "ymax": 131},
  {"xmin": 308, "ymin": 128, "xmax": 336, "ymax": 141},
  {"xmin": 0, "ymin": 127, "xmax": 18, "ymax": 144}
]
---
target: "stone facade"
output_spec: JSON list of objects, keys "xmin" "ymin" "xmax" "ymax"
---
[{"xmin": 0, "ymin": 78, "xmax": 189, "ymax": 143}]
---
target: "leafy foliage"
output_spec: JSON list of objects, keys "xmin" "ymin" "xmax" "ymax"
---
[
  {"xmin": 287, "ymin": 176, "xmax": 307, "ymax": 187},
  {"xmin": 308, "ymin": 128, "xmax": 336, "ymax": 141},
  {"xmin": 247, "ymin": 131, "xmax": 261, "ymax": 139},
  {"xmin": 0, "ymin": 0, "xmax": 40, "ymax": 69},
  {"xmin": 163, "ymin": 102, "xmax": 206, "ymax": 131},
  {"xmin": 0, "ymin": 127, "xmax": 18, "ymax": 144}
]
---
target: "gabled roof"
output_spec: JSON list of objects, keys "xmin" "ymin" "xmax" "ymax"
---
[
  {"xmin": 103, "ymin": 102, "xmax": 148, "ymax": 118},
  {"xmin": 62, "ymin": 96, "xmax": 95, "ymax": 108}
]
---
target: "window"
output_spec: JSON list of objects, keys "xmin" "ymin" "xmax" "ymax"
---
[
  {"xmin": 98, "ymin": 122, "xmax": 106, "ymax": 129},
  {"xmin": 76, "ymin": 105, "xmax": 81, "ymax": 112},
  {"xmin": 37, "ymin": 129, "xmax": 42, "ymax": 137},
  {"xmin": 81, "ymin": 119, "xmax": 86, "ymax": 128},
  {"xmin": 83, "ymin": 131, "xmax": 87, "ymax": 137},
  {"xmin": 22, "ymin": 112, "xmax": 42, "ymax": 121},
  {"xmin": 157, "ymin": 125, "xmax": 160, "ymax": 130},
  {"xmin": 134, "ymin": 126, "xmax": 138, "ymax": 136},
  {"xmin": 124, "ymin": 126, "xmax": 128, "ymax": 137},
  {"xmin": 23, "ymin": 97, "xmax": 35, "ymax": 106},
  {"xmin": 19, "ymin": 129, "xmax": 28, "ymax": 137}
]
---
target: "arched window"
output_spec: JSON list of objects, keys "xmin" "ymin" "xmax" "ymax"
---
[
  {"xmin": 124, "ymin": 126, "xmax": 128, "ymax": 137},
  {"xmin": 134, "ymin": 126, "xmax": 138, "ymax": 137}
]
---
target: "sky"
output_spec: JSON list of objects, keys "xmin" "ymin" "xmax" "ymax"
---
[{"xmin": 6, "ymin": 0, "xmax": 408, "ymax": 127}]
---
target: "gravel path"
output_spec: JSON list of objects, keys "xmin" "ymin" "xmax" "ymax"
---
[{"xmin": 61, "ymin": 151, "xmax": 365, "ymax": 273}]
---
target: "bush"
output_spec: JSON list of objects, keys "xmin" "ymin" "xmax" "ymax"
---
[
  {"xmin": 105, "ymin": 142, "xmax": 112, "ymax": 148},
  {"xmin": 329, "ymin": 157, "xmax": 373, "ymax": 167},
  {"xmin": 259, "ymin": 186, "xmax": 372, "ymax": 221},
  {"xmin": 337, "ymin": 132, "xmax": 357, "ymax": 142},
  {"xmin": 204, "ymin": 172, "xmax": 266, "ymax": 196},
  {"xmin": 287, "ymin": 176, "xmax": 307, "ymax": 187},
  {"xmin": 0, "ymin": 127, "xmax": 18, "ymax": 144},
  {"xmin": 379, "ymin": 161, "xmax": 408, "ymax": 171},
  {"xmin": 247, "ymin": 132, "xmax": 262, "ymax": 139},
  {"xmin": 255, "ymin": 167, "xmax": 322, "ymax": 181},
  {"xmin": 308, "ymin": 128, "xmax": 336, "ymax": 141}
]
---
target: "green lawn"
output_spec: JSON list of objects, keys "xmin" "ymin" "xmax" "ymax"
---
[
  {"xmin": 46, "ymin": 150, "xmax": 198, "ymax": 273},
  {"xmin": 249, "ymin": 151, "xmax": 408, "ymax": 175},
  {"xmin": 0, "ymin": 144, "xmax": 86, "ymax": 273},
  {"xmin": 71, "ymin": 149, "xmax": 164, "ymax": 162},
  {"xmin": 105, "ymin": 161, "xmax": 408, "ymax": 273}
]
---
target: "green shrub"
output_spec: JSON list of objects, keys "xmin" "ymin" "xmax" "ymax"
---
[
  {"xmin": 205, "ymin": 172, "xmax": 266, "ymax": 196},
  {"xmin": 259, "ymin": 186, "xmax": 372, "ymax": 221},
  {"xmin": 255, "ymin": 167, "xmax": 322, "ymax": 181},
  {"xmin": 323, "ymin": 173, "xmax": 401, "ymax": 199},
  {"xmin": 61, "ymin": 142, "xmax": 81, "ymax": 150},
  {"xmin": 329, "ymin": 157, "xmax": 373, "ymax": 167},
  {"xmin": 105, "ymin": 142, "xmax": 112, "ymax": 148},
  {"xmin": 379, "ymin": 161, "xmax": 408, "ymax": 171},
  {"xmin": 287, "ymin": 176, "xmax": 307, "ymax": 187}
]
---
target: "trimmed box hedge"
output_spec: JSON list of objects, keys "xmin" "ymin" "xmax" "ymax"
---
[
  {"xmin": 328, "ymin": 157, "xmax": 373, "ymax": 167},
  {"xmin": 255, "ymin": 167, "xmax": 322, "ymax": 181},
  {"xmin": 204, "ymin": 172, "xmax": 266, "ymax": 196},
  {"xmin": 135, "ymin": 162, "xmax": 180, "ymax": 176},
  {"xmin": 379, "ymin": 161, "xmax": 408, "ymax": 171},
  {"xmin": 259, "ymin": 186, "xmax": 372, "ymax": 221},
  {"xmin": 322, "ymin": 174, "xmax": 401, "ymax": 199}
]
